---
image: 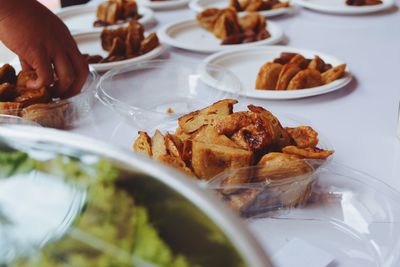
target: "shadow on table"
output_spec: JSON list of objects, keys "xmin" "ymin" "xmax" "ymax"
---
[{"xmin": 355, "ymin": 4, "xmax": 399, "ymax": 17}]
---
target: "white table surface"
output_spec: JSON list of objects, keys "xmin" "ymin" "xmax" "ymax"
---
[
  {"xmin": 78, "ymin": 0, "xmax": 400, "ymax": 191},
  {"xmin": 2, "ymin": 1, "xmax": 400, "ymax": 265}
]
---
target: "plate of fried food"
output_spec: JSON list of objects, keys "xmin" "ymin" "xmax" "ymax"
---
[
  {"xmin": 189, "ymin": 0, "xmax": 294, "ymax": 17},
  {"xmin": 132, "ymin": 99, "xmax": 333, "ymax": 214},
  {"xmin": 157, "ymin": 8, "xmax": 283, "ymax": 53},
  {"xmin": 202, "ymin": 46, "xmax": 352, "ymax": 99},
  {"xmin": 137, "ymin": 0, "xmax": 190, "ymax": 9},
  {"xmin": 292, "ymin": 0, "xmax": 394, "ymax": 14},
  {"xmin": 0, "ymin": 64, "xmax": 97, "ymax": 129},
  {"xmin": 75, "ymin": 21, "xmax": 164, "ymax": 72},
  {"xmin": 56, "ymin": 0, "xmax": 154, "ymax": 33}
]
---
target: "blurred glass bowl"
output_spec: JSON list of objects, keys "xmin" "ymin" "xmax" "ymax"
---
[{"xmin": 96, "ymin": 60, "xmax": 241, "ymax": 131}]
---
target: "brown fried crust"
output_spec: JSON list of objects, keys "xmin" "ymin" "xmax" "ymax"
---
[
  {"xmin": 255, "ymin": 62, "xmax": 283, "ymax": 90},
  {"xmin": 275, "ymin": 63, "xmax": 301, "ymax": 90},
  {"xmin": 282, "ymin": 146, "xmax": 334, "ymax": 159},
  {"xmin": 322, "ymin": 64, "xmax": 346, "ymax": 84},
  {"xmin": 287, "ymin": 69, "xmax": 323, "ymax": 90}
]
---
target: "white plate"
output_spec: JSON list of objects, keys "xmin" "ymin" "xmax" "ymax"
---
[
  {"xmin": 137, "ymin": 0, "xmax": 190, "ymax": 9},
  {"xmin": 73, "ymin": 32, "xmax": 164, "ymax": 72},
  {"xmin": 56, "ymin": 4, "xmax": 154, "ymax": 33},
  {"xmin": 189, "ymin": 0, "xmax": 294, "ymax": 17},
  {"xmin": 157, "ymin": 19, "xmax": 284, "ymax": 53},
  {"xmin": 202, "ymin": 46, "xmax": 352, "ymax": 100},
  {"xmin": 292, "ymin": 0, "xmax": 394, "ymax": 14}
]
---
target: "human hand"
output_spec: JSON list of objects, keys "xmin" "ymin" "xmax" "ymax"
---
[{"xmin": 0, "ymin": 0, "xmax": 88, "ymax": 98}]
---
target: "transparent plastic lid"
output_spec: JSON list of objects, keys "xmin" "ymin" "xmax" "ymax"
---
[
  {"xmin": 96, "ymin": 60, "xmax": 241, "ymax": 131},
  {"xmin": 249, "ymin": 162, "xmax": 400, "ymax": 267},
  {"xmin": 0, "ymin": 125, "xmax": 271, "ymax": 267}
]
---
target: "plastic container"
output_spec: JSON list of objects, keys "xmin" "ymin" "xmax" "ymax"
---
[
  {"xmin": 0, "ymin": 125, "xmax": 272, "ymax": 267},
  {"xmin": 0, "ymin": 70, "xmax": 97, "ymax": 129},
  {"xmin": 96, "ymin": 60, "xmax": 241, "ymax": 131},
  {"xmin": 210, "ymin": 161, "xmax": 400, "ymax": 266},
  {"xmin": 0, "ymin": 114, "xmax": 40, "ymax": 126}
]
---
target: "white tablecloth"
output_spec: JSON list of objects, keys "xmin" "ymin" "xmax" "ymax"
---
[{"xmin": 81, "ymin": 0, "xmax": 400, "ymax": 191}]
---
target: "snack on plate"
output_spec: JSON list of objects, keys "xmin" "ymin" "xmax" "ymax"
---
[
  {"xmin": 132, "ymin": 100, "xmax": 334, "ymax": 213},
  {"xmin": 256, "ymin": 52, "xmax": 347, "ymax": 90},
  {"xmin": 0, "ymin": 64, "xmax": 71, "ymax": 128},
  {"xmin": 230, "ymin": 0, "xmax": 290, "ymax": 11},
  {"xmin": 83, "ymin": 20, "xmax": 160, "ymax": 64},
  {"xmin": 94, "ymin": 0, "xmax": 141, "ymax": 27},
  {"xmin": 197, "ymin": 8, "xmax": 270, "ymax": 44},
  {"xmin": 346, "ymin": 0, "xmax": 382, "ymax": 5}
]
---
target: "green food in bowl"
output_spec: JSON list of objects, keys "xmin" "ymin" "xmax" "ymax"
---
[{"xmin": 0, "ymin": 148, "xmax": 247, "ymax": 267}]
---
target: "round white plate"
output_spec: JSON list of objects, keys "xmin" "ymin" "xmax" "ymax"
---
[
  {"xmin": 73, "ymin": 32, "xmax": 164, "ymax": 72},
  {"xmin": 202, "ymin": 46, "xmax": 352, "ymax": 100},
  {"xmin": 189, "ymin": 0, "xmax": 294, "ymax": 17},
  {"xmin": 292, "ymin": 0, "xmax": 394, "ymax": 14},
  {"xmin": 56, "ymin": 4, "xmax": 154, "ymax": 33},
  {"xmin": 157, "ymin": 19, "xmax": 284, "ymax": 53},
  {"xmin": 137, "ymin": 0, "xmax": 190, "ymax": 9}
]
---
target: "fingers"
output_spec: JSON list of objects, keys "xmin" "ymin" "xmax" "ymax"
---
[
  {"xmin": 62, "ymin": 49, "xmax": 89, "ymax": 99},
  {"xmin": 52, "ymin": 53, "xmax": 75, "ymax": 97},
  {"xmin": 19, "ymin": 58, "xmax": 32, "ymax": 71},
  {"xmin": 26, "ymin": 50, "xmax": 54, "ymax": 89}
]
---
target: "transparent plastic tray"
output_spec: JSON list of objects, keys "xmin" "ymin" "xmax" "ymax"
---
[
  {"xmin": 0, "ymin": 114, "xmax": 40, "ymax": 126},
  {"xmin": 0, "ymin": 70, "xmax": 97, "ymax": 129},
  {"xmin": 249, "ymin": 162, "xmax": 400, "ymax": 267},
  {"xmin": 96, "ymin": 60, "xmax": 241, "ymax": 131}
]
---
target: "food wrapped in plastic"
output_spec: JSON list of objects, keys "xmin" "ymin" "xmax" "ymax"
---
[{"xmin": 208, "ymin": 158, "xmax": 325, "ymax": 218}]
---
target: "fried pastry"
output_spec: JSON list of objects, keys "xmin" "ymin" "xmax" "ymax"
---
[
  {"xmin": 89, "ymin": 21, "xmax": 159, "ymax": 64},
  {"xmin": 197, "ymin": 8, "xmax": 270, "ymax": 45},
  {"xmin": 213, "ymin": 8, "xmax": 242, "ymax": 40},
  {"xmin": 275, "ymin": 63, "xmax": 301, "ymax": 90},
  {"xmin": 256, "ymin": 52, "xmax": 347, "ymax": 91},
  {"xmin": 0, "ymin": 102, "xmax": 21, "ymax": 116},
  {"xmin": 95, "ymin": 0, "xmax": 139, "ymax": 26},
  {"xmin": 321, "ymin": 64, "xmax": 346, "ymax": 84},
  {"xmin": 14, "ymin": 87, "xmax": 51, "ymax": 107},
  {"xmin": 346, "ymin": 0, "xmax": 382, "ymax": 5},
  {"xmin": 191, "ymin": 141, "xmax": 253, "ymax": 179},
  {"xmin": 255, "ymin": 62, "xmax": 283, "ymax": 90},
  {"xmin": 133, "ymin": 131, "xmax": 152, "ymax": 157},
  {"xmin": 140, "ymin": 33, "xmax": 160, "ymax": 54},
  {"xmin": 230, "ymin": 0, "xmax": 289, "ymax": 11},
  {"xmin": 285, "ymin": 126, "xmax": 319, "ymax": 148},
  {"xmin": 282, "ymin": 146, "xmax": 334, "ymax": 159},
  {"xmin": 287, "ymin": 69, "xmax": 323, "ymax": 90},
  {"xmin": 21, "ymin": 103, "xmax": 67, "ymax": 129}
]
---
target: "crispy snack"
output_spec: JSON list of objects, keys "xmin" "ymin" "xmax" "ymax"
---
[
  {"xmin": 191, "ymin": 141, "xmax": 253, "ymax": 179},
  {"xmin": 287, "ymin": 69, "xmax": 323, "ymax": 90},
  {"xmin": 21, "ymin": 103, "xmax": 67, "ymax": 129},
  {"xmin": 0, "ymin": 64, "xmax": 76, "ymax": 128},
  {"xmin": 256, "ymin": 52, "xmax": 346, "ymax": 91},
  {"xmin": 282, "ymin": 146, "xmax": 334, "ymax": 159},
  {"xmin": 95, "ymin": 0, "xmax": 139, "ymax": 26},
  {"xmin": 0, "ymin": 102, "xmax": 21, "ymax": 116},
  {"xmin": 197, "ymin": 8, "xmax": 270, "ymax": 45},
  {"xmin": 285, "ymin": 126, "xmax": 319, "ymax": 148},
  {"xmin": 133, "ymin": 131, "xmax": 152, "ymax": 157},
  {"xmin": 14, "ymin": 87, "xmax": 51, "ymax": 107},
  {"xmin": 178, "ymin": 99, "xmax": 237, "ymax": 133},
  {"xmin": 230, "ymin": 0, "xmax": 290, "ymax": 11},
  {"xmin": 256, "ymin": 62, "xmax": 283, "ymax": 90},
  {"xmin": 88, "ymin": 21, "xmax": 159, "ymax": 64},
  {"xmin": 275, "ymin": 63, "xmax": 301, "ymax": 90},
  {"xmin": 321, "ymin": 64, "xmax": 346, "ymax": 84},
  {"xmin": 346, "ymin": 0, "xmax": 382, "ymax": 5},
  {"xmin": 140, "ymin": 33, "xmax": 160, "ymax": 54},
  {"xmin": 132, "ymin": 100, "xmax": 333, "ymax": 214}
]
